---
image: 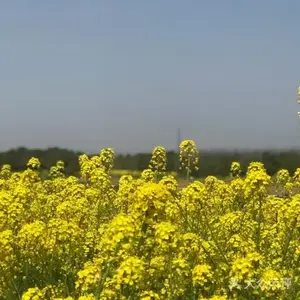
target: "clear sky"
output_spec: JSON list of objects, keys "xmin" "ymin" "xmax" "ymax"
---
[{"xmin": 1, "ymin": 1, "xmax": 300, "ymax": 153}]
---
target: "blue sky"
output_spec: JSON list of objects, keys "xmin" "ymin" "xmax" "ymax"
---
[{"xmin": 1, "ymin": 1, "xmax": 300, "ymax": 153}]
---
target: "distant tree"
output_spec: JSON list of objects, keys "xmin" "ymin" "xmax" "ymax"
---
[{"xmin": 0, "ymin": 147, "xmax": 300, "ymax": 178}]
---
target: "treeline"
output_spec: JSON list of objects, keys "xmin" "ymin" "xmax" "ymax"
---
[{"xmin": 1, "ymin": 146, "xmax": 300, "ymax": 177}]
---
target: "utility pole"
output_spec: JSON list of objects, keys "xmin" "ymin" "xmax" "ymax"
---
[
  {"xmin": 177, "ymin": 128, "xmax": 181, "ymax": 151},
  {"xmin": 298, "ymin": 86, "xmax": 300, "ymax": 116},
  {"xmin": 176, "ymin": 128, "xmax": 182, "ymax": 173}
]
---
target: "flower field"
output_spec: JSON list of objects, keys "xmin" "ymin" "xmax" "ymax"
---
[
  {"xmin": 110, "ymin": 170, "xmax": 177, "ymax": 179},
  {"xmin": 0, "ymin": 141, "xmax": 299, "ymax": 299}
]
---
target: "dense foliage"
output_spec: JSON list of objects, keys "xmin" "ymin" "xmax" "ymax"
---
[
  {"xmin": 2, "ymin": 146, "xmax": 300, "ymax": 177},
  {"xmin": 0, "ymin": 141, "xmax": 299, "ymax": 299}
]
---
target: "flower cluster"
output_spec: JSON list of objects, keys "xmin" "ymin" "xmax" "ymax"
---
[
  {"xmin": 0, "ymin": 141, "xmax": 298, "ymax": 299},
  {"xmin": 230, "ymin": 162, "xmax": 241, "ymax": 178},
  {"xmin": 149, "ymin": 146, "xmax": 167, "ymax": 175},
  {"xmin": 49, "ymin": 160, "xmax": 65, "ymax": 179},
  {"xmin": 179, "ymin": 140, "xmax": 199, "ymax": 180}
]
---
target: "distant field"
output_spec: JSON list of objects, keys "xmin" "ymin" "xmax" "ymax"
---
[
  {"xmin": 40, "ymin": 168, "xmax": 232, "ymax": 188},
  {"xmin": 109, "ymin": 170, "xmax": 232, "ymax": 189},
  {"xmin": 39, "ymin": 168, "xmax": 292, "ymax": 195},
  {"xmin": 110, "ymin": 169, "xmax": 177, "ymax": 177}
]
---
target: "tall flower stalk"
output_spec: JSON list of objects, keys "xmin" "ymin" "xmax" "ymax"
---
[{"xmin": 179, "ymin": 140, "xmax": 199, "ymax": 182}]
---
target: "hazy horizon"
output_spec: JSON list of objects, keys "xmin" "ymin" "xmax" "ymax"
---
[
  {"xmin": 1, "ymin": 1, "xmax": 300, "ymax": 153},
  {"xmin": 3, "ymin": 144, "xmax": 300, "ymax": 156}
]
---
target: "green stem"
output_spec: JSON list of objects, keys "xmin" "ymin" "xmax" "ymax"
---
[
  {"xmin": 281, "ymin": 218, "xmax": 297, "ymax": 268},
  {"xmin": 186, "ymin": 157, "xmax": 191, "ymax": 183},
  {"xmin": 256, "ymin": 196, "xmax": 263, "ymax": 252}
]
